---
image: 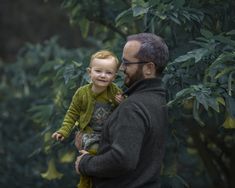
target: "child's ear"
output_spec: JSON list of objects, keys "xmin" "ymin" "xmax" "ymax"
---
[{"xmin": 87, "ymin": 67, "xmax": 91, "ymax": 74}]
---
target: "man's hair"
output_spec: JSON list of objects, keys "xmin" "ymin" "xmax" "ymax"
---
[
  {"xmin": 90, "ymin": 50, "xmax": 119, "ymax": 69},
  {"xmin": 127, "ymin": 33, "xmax": 169, "ymax": 74}
]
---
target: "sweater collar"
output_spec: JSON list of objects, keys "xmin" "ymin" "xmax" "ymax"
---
[
  {"xmin": 123, "ymin": 77, "xmax": 164, "ymax": 96},
  {"xmin": 88, "ymin": 83, "xmax": 114, "ymax": 99}
]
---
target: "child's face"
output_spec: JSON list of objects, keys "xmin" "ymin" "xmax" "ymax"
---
[{"xmin": 88, "ymin": 57, "xmax": 117, "ymax": 89}]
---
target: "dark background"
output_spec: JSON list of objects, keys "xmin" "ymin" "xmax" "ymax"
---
[{"xmin": 0, "ymin": 0, "xmax": 84, "ymax": 62}]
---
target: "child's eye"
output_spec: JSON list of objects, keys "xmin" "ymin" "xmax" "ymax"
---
[
  {"xmin": 95, "ymin": 70, "xmax": 101, "ymax": 73},
  {"xmin": 106, "ymin": 72, "xmax": 113, "ymax": 75}
]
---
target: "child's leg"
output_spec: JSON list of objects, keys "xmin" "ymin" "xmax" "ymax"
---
[
  {"xmin": 77, "ymin": 149, "xmax": 96, "ymax": 188},
  {"xmin": 77, "ymin": 175, "xmax": 92, "ymax": 188}
]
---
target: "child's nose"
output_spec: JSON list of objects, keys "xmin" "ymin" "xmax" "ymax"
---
[{"xmin": 100, "ymin": 72, "xmax": 106, "ymax": 77}]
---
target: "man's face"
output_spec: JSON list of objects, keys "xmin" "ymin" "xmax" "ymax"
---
[{"xmin": 121, "ymin": 41, "xmax": 144, "ymax": 87}]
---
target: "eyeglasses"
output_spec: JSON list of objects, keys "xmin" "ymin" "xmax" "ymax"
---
[{"xmin": 122, "ymin": 59, "xmax": 149, "ymax": 67}]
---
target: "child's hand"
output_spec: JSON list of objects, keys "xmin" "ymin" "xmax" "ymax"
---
[
  {"xmin": 51, "ymin": 132, "xmax": 64, "ymax": 141},
  {"xmin": 115, "ymin": 93, "xmax": 125, "ymax": 104}
]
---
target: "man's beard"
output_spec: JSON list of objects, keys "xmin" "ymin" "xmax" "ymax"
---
[{"xmin": 124, "ymin": 66, "xmax": 144, "ymax": 88}]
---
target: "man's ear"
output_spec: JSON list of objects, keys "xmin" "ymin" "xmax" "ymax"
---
[{"xmin": 143, "ymin": 62, "xmax": 156, "ymax": 77}]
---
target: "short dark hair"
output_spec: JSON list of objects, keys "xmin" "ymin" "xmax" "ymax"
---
[{"xmin": 127, "ymin": 33, "xmax": 169, "ymax": 74}]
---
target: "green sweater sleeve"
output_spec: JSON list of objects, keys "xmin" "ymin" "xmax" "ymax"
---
[{"xmin": 57, "ymin": 88, "xmax": 82, "ymax": 138}]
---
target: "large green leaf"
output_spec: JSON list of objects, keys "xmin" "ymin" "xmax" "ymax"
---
[
  {"xmin": 173, "ymin": 48, "xmax": 209, "ymax": 64},
  {"xmin": 79, "ymin": 18, "xmax": 90, "ymax": 38},
  {"xmin": 115, "ymin": 9, "xmax": 133, "ymax": 27},
  {"xmin": 200, "ymin": 29, "xmax": 213, "ymax": 39},
  {"xmin": 131, "ymin": 0, "xmax": 149, "ymax": 17}
]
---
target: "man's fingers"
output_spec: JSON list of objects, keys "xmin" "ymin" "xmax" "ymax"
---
[
  {"xmin": 79, "ymin": 150, "xmax": 89, "ymax": 155},
  {"xmin": 75, "ymin": 160, "xmax": 80, "ymax": 174}
]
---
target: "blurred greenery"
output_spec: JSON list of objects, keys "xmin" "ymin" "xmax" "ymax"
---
[{"xmin": 1, "ymin": 0, "xmax": 235, "ymax": 188}]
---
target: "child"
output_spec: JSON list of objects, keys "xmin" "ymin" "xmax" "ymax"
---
[{"xmin": 51, "ymin": 50, "xmax": 123, "ymax": 188}]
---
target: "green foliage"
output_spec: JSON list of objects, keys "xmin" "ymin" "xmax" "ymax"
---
[
  {"xmin": 165, "ymin": 30, "xmax": 235, "ymax": 126},
  {"xmin": 0, "ymin": 37, "xmax": 93, "ymax": 188},
  {"xmin": 162, "ymin": 28, "xmax": 235, "ymax": 188},
  {"xmin": 1, "ymin": 0, "xmax": 235, "ymax": 188},
  {"xmin": 61, "ymin": 0, "xmax": 128, "ymax": 40}
]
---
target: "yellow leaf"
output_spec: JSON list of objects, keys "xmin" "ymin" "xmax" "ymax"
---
[
  {"xmin": 59, "ymin": 150, "xmax": 76, "ymax": 163},
  {"xmin": 41, "ymin": 158, "xmax": 63, "ymax": 180},
  {"xmin": 44, "ymin": 132, "xmax": 51, "ymax": 142},
  {"xmin": 43, "ymin": 132, "xmax": 52, "ymax": 153},
  {"xmin": 186, "ymin": 136, "xmax": 194, "ymax": 145},
  {"xmin": 44, "ymin": 145, "xmax": 51, "ymax": 154},
  {"xmin": 187, "ymin": 148, "xmax": 198, "ymax": 155},
  {"xmin": 223, "ymin": 115, "xmax": 235, "ymax": 129},
  {"xmin": 182, "ymin": 98, "xmax": 194, "ymax": 110},
  {"xmin": 54, "ymin": 90, "xmax": 63, "ymax": 107},
  {"xmin": 216, "ymin": 97, "xmax": 225, "ymax": 106}
]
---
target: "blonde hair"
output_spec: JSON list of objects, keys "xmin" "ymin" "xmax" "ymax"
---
[{"xmin": 90, "ymin": 50, "xmax": 119, "ymax": 69}]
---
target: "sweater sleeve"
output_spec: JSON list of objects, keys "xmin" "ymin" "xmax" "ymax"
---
[
  {"xmin": 57, "ymin": 88, "xmax": 82, "ymax": 138},
  {"xmin": 79, "ymin": 101, "xmax": 148, "ymax": 177}
]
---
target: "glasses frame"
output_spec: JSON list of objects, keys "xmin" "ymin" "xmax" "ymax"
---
[{"xmin": 122, "ymin": 59, "xmax": 149, "ymax": 67}]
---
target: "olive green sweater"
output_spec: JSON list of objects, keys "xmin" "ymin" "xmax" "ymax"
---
[{"xmin": 57, "ymin": 83, "xmax": 121, "ymax": 138}]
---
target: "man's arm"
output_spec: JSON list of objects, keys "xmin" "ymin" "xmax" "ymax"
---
[{"xmin": 77, "ymin": 102, "xmax": 148, "ymax": 178}]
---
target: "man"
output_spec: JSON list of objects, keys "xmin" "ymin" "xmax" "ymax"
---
[{"xmin": 75, "ymin": 33, "xmax": 169, "ymax": 188}]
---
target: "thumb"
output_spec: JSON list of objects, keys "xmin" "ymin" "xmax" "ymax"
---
[{"xmin": 79, "ymin": 150, "xmax": 89, "ymax": 155}]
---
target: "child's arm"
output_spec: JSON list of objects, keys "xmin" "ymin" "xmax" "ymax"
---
[{"xmin": 51, "ymin": 88, "xmax": 82, "ymax": 141}]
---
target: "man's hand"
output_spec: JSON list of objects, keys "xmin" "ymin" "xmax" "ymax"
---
[{"xmin": 75, "ymin": 150, "xmax": 89, "ymax": 174}]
